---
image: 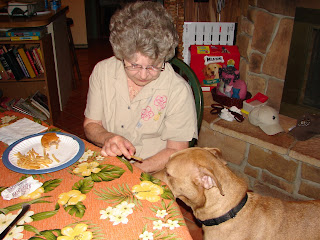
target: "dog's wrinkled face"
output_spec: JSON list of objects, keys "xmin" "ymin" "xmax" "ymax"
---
[{"xmin": 154, "ymin": 147, "xmax": 225, "ymax": 210}]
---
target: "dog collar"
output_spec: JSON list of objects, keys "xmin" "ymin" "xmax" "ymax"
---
[{"xmin": 197, "ymin": 193, "xmax": 248, "ymax": 226}]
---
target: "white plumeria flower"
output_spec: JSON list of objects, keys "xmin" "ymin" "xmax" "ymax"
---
[
  {"xmin": 95, "ymin": 155, "xmax": 104, "ymax": 161},
  {"xmin": 85, "ymin": 150, "xmax": 94, "ymax": 157},
  {"xmin": 139, "ymin": 231, "xmax": 154, "ymax": 240},
  {"xmin": 100, "ymin": 206, "xmax": 114, "ymax": 220},
  {"xmin": 115, "ymin": 201, "xmax": 135, "ymax": 217},
  {"xmin": 1, "ymin": 115, "xmax": 17, "ymax": 124},
  {"xmin": 109, "ymin": 208, "xmax": 129, "ymax": 225},
  {"xmin": 79, "ymin": 150, "xmax": 95, "ymax": 162},
  {"xmin": 4, "ymin": 226, "xmax": 24, "ymax": 240},
  {"xmin": 166, "ymin": 219, "xmax": 180, "ymax": 230},
  {"xmin": 17, "ymin": 210, "xmax": 34, "ymax": 225},
  {"xmin": 153, "ymin": 220, "xmax": 164, "ymax": 230},
  {"xmin": 0, "ymin": 213, "xmax": 16, "ymax": 233},
  {"xmin": 156, "ymin": 209, "xmax": 168, "ymax": 218}
]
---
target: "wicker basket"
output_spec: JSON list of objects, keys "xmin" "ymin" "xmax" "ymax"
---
[{"xmin": 211, "ymin": 87, "xmax": 252, "ymax": 109}]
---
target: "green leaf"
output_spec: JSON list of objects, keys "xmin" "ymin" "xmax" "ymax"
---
[
  {"xmin": 3, "ymin": 197, "xmax": 51, "ymax": 212},
  {"xmin": 42, "ymin": 179, "xmax": 62, "ymax": 193},
  {"xmin": 161, "ymin": 186, "xmax": 174, "ymax": 200},
  {"xmin": 72, "ymin": 179, "xmax": 94, "ymax": 194},
  {"xmin": 64, "ymin": 201, "xmax": 86, "ymax": 218},
  {"xmin": 47, "ymin": 128, "xmax": 61, "ymax": 132},
  {"xmin": 38, "ymin": 230, "xmax": 58, "ymax": 240},
  {"xmin": 140, "ymin": 172, "xmax": 162, "ymax": 185},
  {"xmin": 31, "ymin": 209, "xmax": 59, "ymax": 221},
  {"xmin": 117, "ymin": 156, "xmax": 133, "ymax": 172},
  {"xmin": 90, "ymin": 164, "xmax": 125, "ymax": 182},
  {"xmin": 23, "ymin": 224, "xmax": 40, "ymax": 234}
]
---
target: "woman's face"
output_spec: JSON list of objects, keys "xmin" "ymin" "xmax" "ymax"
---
[{"xmin": 123, "ymin": 52, "xmax": 164, "ymax": 87}]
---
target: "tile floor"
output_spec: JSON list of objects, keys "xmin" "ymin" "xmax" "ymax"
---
[{"xmin": 54, "ymin": 38, "xmax": 204, "ymax": 240}]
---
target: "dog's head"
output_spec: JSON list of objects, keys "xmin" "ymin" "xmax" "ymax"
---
[
  {"xmin": 154, "ymin": 147, "xmax": 227, "ymax": 210},
  {"xmin": 202, "ymin": 63, "xmax": 221, "ymax": 79}
]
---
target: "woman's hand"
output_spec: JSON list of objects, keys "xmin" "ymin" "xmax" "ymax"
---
[
  {"xmin": 84, "ymin": 117, "xmax": 135, "ymax": 159},
  {"xmin": 101, "ymin": 134, "xmax": 136, "ymax": 159}
]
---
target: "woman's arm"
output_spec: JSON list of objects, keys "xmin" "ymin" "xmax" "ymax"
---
[
  {"xmin": 83, "ymin": 117, "xmax": 135, "ymax": 159},
  {"xmin": 133, "ymin": 140, "xmax": 189, "ymax": 173}
]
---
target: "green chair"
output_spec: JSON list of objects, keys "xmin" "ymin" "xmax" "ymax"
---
[{"xmin": 170, "ymin": 57, "xmax": 204, "ymax": 147}]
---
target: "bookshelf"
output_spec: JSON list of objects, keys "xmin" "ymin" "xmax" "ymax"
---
[{"xmin": 0, "ymin": 34, "xmax": 60, "ymax": 125}]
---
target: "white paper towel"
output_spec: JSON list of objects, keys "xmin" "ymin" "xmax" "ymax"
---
[{"xmin": 0, "ymin": 118, "xmax": 48, "ymax": 145}]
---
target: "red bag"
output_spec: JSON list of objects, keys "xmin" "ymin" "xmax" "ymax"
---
[{"xmin": 190, "ymin": 45, "xmax": 240, "ymax": 92}]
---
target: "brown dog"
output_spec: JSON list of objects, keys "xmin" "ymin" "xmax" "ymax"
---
[{"xmin": 154, "ymin": 147, "xmax": 320, "ymax": 240}]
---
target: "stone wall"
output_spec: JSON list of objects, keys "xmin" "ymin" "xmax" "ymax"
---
[
  {"xmin": 198, "ymin": 109, "xmax": 320, "ymax": 201},
  {"xmin": 236, "ymin": 1, "xmax": 296, "ymax": 111}
]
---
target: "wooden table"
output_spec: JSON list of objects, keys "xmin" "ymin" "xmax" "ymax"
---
[{"xmin": 0, "ymin": 111, "xmax": 193, "ymax": 240}]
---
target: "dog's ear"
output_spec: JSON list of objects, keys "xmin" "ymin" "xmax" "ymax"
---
[
  {"xmin": 194, "ymin": 166, "xmax": 225, "ymax": 196},
  {"xmin": 204, "ymin": 147, "xmax": 228, "ymax": 165}
]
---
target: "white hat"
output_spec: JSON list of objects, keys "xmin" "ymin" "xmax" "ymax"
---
[{"xmin": 248, "ymin": 105, "xmax": 284, "ymax": 135}]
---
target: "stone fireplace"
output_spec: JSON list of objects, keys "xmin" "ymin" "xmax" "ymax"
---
[
  {"xmin": 197, "ymin": 1, "xmax": 320, "ymax": 201},
  {"xmin": 236, "ymin": 1, "xmax": 320, "ymax": 119}
]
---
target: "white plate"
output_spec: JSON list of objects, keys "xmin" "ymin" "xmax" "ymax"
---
[{"xmin": 2, "ymin": 132, "xmax": 85, "ymax": 174}]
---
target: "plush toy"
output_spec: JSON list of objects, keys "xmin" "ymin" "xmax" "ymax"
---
[{"xmin": 217, "ymin": 64, "xmax": 247, "ymax": 99}]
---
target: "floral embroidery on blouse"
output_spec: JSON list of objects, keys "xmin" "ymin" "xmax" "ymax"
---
[{"xmin": 141, "ymin": 106, "xmax": 154, "ymax": 121}]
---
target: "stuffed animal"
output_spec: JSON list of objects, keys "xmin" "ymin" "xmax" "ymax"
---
[{"xmin": 217, "ymin": 64, "xmax": 247, "ymax": 99}]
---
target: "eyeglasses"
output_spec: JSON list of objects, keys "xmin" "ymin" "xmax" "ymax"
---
[{"xmin": 123, "ymin": 60, "xmax": 165, "ymax": 74}]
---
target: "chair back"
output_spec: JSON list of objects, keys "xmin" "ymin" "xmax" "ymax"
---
[{"xmin": 170, "ymin": 57, "xmax": 204, "ymax": 147}]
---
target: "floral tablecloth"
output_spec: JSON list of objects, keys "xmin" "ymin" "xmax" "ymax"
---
[{"xmin": 0, "ymin": 111, "xmax": 193, "ymax": 240}]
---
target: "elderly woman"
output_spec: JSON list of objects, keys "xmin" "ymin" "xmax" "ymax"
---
[{"xmin": 83, "ymin": 1, "xmax": 197, "ymax": 173}]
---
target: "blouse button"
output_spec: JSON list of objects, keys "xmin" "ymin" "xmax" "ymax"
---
[
  {"xmin": 121, "ymin": 125, "xmax": 124, "ymax": 128},
  {"xmin": 128, "ymin": 106, "xmax": 131, "ymax": 109}
]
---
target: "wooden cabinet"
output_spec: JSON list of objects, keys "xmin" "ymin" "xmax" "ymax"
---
[{"xmin": 0, "ymin": 34, "xmax": 60, "ymax": 125}]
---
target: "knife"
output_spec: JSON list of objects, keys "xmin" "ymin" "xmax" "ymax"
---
[{"xmin": 0, "ymin": 204, "xmax": 30, "ymax": 240}]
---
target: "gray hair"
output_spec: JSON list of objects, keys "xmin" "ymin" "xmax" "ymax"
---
[{"xmin": 109, "ymin": 1, "xmax": 179, "ymax": 62}]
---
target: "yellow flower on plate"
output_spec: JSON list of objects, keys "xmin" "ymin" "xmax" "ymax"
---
[
  {"xmin": 20, "ymin": 187, "xmax": 44, "ymax": 199},
  {"xmin": 132, "ymin": 181, "xmax": 163, "ymax": 202},
  {"xmin": 73, "ymin": 161, "xmax": 101, "ymax": 176},
  {"xmin": 57, "ymin": 223, "xmax": 92, "ymax": 240},
  {"xmin": 58, "ymin": 190, "xmax": 86, "ymax": 205}
]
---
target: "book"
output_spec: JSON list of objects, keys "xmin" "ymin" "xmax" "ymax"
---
[
  {"xmin": 31, "ymin": 47, "xmax": 44, "ymax": 74},
  {"xmin": 25, "ymin": 49, "xmax": 39, "ymax": 76},
  {"xmin": 1, "ymin": 46, "xmax": 25, "ymax": 80},
  {"xmin": 33, "ymin": 47, "xmax": 44, "ymax": 73},
  {"xmin": 13, "ymin": 47, "xmax": 30, "ymax": 78},
  {"xmin": 17, "ymin": 47, "xmax": 36, "ymax": 78},
  {"xmin": 0, "ymin": 61, "xmax": 10, "ymax": 80},
  {"xmin": 6, "ymin": 27, "xmax": 47, "ymax": 37},
  {"xmin": 0, "ymin": 47, "xmax": 14, "ymax": 79},
  {"xmin": 30, "ymin": 99, "xmax": 50, "ymax": 118},
  {"xmin": 30, "ymin": 91, "xmax": 49, "ymax": 112},
  {"xmin": 12, "ymin": 98, "xmax": 30, "ymax": 115},
  {"xmin": 20, "ymin": 99, "xmax": 48, "ymax": 120},
  {"xmin": 10, "ymin": 36, "xmax": 42, "ymax": 41}
]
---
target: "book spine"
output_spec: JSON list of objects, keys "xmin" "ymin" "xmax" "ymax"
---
[
  {"xmin": 30, "ymin": 100, "xmax": 50, "ymax": 118},
  {"xmin": 17, "ymin": 48, "xmax": 36, "ymax": 78},
  {"xmin": 0, "ymin": 47, "xmax": 14, "ymax": 79},
  {"xmin": 31, "ymin": 48, "xmax": 44, "ymax": 74},
  {"xmin": 0, "ymin": 61, "xmax": 10, "ymax": 80},
  {"xmin": 33, "ymin": 47, "xmax": 44, "ymax": 73},
  {"xmin": 2, "ymin": 49, "xmax": 25, "ymax": 80},
  {"xmin": 10, "ymin": 36, "xmax": 41, "ymax": 41},
  {"xmin": 25, "ymin": 50, "xmax": 39, "ymax": 76},
  {"xmin": 16, "ymin": 52, "xmax": 29, "ymax": 78}
]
